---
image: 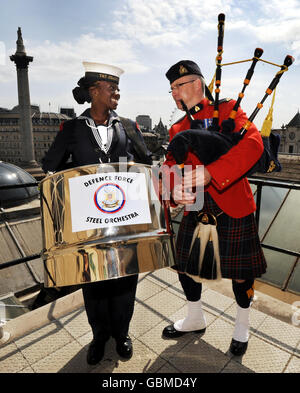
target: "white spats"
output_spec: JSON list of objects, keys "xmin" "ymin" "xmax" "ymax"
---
[
  {"xmin": 174, "ymin": 299, "xmax": 206, "ymax": 332},
  {"xmin": 232, "ymin": 305, "xmax": 250, "ymax": 343}
]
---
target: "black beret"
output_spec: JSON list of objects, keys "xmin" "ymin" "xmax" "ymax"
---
[{"xmin": 166, "ymin": 60, "xmax": 204, "ymax": 84}]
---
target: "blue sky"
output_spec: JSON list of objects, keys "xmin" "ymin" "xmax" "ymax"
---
[{"xmin": 0, "ymin": 0, "xmax": 299, "ymax": 129}]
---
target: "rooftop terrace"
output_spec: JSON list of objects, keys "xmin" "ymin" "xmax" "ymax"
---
[{"xmin": 0, "ymin": 268, "xmax": 299, "ymax": 376}]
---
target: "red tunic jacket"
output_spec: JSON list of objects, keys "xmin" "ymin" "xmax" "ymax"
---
[{"xmin": 163, "ymin": 98, "xmax": 264, "ymax": 218}]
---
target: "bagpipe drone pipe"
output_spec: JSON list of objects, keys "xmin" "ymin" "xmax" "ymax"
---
[{"xmin": 167, "ymin": 13, "xmax": 294, "ymax": 177}]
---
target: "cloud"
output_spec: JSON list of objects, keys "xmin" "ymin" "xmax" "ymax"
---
[
  {"xmin": 112, "ymin": 0, "xmax": 234, "ymax": 47},
  {"xmin": 4, "ymin": 33, "xmax": 149, "ymax": 84},
  {"xmin": 239, "ymin": 0, "xmax": 300, "ymax": 63},
  {"xmin": 111, "ymin": 0, "xmax": 300, "ymax": 63}
]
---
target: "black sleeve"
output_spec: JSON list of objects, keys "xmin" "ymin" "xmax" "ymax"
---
[{"xmin": 41, "ymin": 120, "xmax": 74, "ymax": 173}]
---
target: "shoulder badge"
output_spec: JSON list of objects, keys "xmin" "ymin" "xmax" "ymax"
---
[{"xmin": 208, "ymin": 98, "xmax": 232, "ymax": 105}]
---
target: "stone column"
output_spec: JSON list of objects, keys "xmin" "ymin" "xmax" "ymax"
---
[{"xmin": 10, "ymin": 27, "xmax": 38, "ymax": 168}]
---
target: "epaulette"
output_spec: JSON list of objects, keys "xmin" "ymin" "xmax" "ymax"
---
[{"xmin": 209, "ymin": 98, "xmax": 232, "ymax": 105}]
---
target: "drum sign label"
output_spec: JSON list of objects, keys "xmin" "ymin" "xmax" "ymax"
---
[{"xmin": 68, "ymin": 172, "xmax": 151, "ymax": 232}]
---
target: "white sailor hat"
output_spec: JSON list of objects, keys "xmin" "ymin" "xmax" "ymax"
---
[{"xmin": 83, "ymin": 61, "xmax": 124, "ymax": 84}]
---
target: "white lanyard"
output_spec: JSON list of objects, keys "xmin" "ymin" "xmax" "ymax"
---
[{"xmin": 97, "ymin": 125, "xmax": 108, "ymax": 149}]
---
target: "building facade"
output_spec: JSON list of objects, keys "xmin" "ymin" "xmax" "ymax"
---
[
  {"xmin": 274, "ymin": 111, "xmax": 300, "ymax": 155},
  {"xmin": 0, "ymin": 105, "xmax": 73, "ymax": 165},
  {"xmin": 153, "ymin": 118, "xmax": 169, "ymax": 144},
  {"xmin": 136, "ymin": 115, "xmax": 152, "ymax": 131}
]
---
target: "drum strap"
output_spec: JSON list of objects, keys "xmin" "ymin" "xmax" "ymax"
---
[{"xmin": 119, "ymin": 117, "xmax": 152, "ymax": 164}]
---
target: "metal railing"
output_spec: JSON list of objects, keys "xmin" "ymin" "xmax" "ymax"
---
[
  {"xmin": 0, "ymin": 177, "xmax": 299, "ymax": 291},
  {"xmin": 249, "ymin": 177, "xmax": 300, "ymax": 259}
]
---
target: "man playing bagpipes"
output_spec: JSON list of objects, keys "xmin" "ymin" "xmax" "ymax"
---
[{"xmin": 161, "ymin": 59, "xmax": 267, "ymax": 356}]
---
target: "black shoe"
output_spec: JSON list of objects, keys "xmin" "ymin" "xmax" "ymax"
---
[
  {"xmin": 86, "ymin": 339, "xmax": 107, "ymax": 365},
  {"xmin": 229, "ymin": 338, "xmax": 248, "ymax": 356},
  {"xmin": 116, "ymin": 335, "xmax": 133, "ymax": 359},
  {"xmin": 162, "ymin": 324, "xmax": 206, "ymax": 338}
]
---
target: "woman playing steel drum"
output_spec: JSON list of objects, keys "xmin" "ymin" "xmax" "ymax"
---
[{"xmin": 42, "ymin": 62, "xmax": 152, "ymax": 365}]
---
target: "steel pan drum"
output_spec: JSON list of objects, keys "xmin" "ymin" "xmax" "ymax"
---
[{"xmin": 40, "ymin": 163, "xmax": 175, "ymax": 287}]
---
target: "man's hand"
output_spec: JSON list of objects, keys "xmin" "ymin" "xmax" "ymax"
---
[
  {"xmin": 182, "ymin": 167, "xmax": 212, "ymax": 189},
  {"xmin": 172, "ymin": 167, "xmax": 212, "ymax": 205},
  {"xmin": 172, "ymin": 182, "xmax": 195, "ymax": 205}
]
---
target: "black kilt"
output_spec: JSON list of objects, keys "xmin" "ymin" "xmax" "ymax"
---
[{"xmin": 175, "ymin": 192, "xmax": 267, "ymax": 280}]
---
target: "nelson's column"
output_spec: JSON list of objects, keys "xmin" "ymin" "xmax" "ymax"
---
[{"xmin": 10, "ymin": 27, "xmax": 39, "ymax": 169}]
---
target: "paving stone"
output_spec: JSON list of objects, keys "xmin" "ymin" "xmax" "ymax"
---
[
  {"xmin": 256, "ymin": 315, "xmax": 300, "ymax": 352},
  {"xmin": 221, "ymin": 359, "xmax": 254, "ymax": 373},
  {"xmin": 58, "ymin": 308, "xmax": 90, "ymax": 339},
  {"xmin": 129, "ymin": 303, "xmax": 164, "ymax": 338},
  {"xmin": 168, "ymin": 338, "xmax": 229, "ymax": 373},
  {"xmin": 297, "ymin": 339, "xmax": 300, "ymax": 355},
  {"xmin": 284, "ymin": 355, "xmax": 300, "ymax": 373},
  {"xmin": 201, "ymin": 289, "xmax": 235, "ymax": 316},
  {"xmin": 147, "ymin": 268, "xmax": 179, "ymax": 288},
  {"xmin": 139, "ymin": 318, "xmax": 200, "ymax": 361},
  {"xmin": 144, "ymin": 289, "xmax": 186, "ymax": 319},
  {"xmin": 201, "ymin": 317, "xmax": 235, "ymax": 354},
  {"xmin": 18, "ymin": 366, "xmax": 35, "ymax": 373},
  {"xmin": 235, "ymin": 335, "xmax": 291, "ymax": 373},
  {"xmin": 76, "ymin": 330, "xmax": 93, "ymax": 347},
  {"xmin": 31, "ymin": 341, "xmax": 86, "ymax": 373},
  {"xmin": 136, "ymin": 278, "xmax": 166, "ymax": 302},
  {"xmin": 15, "ymin": 322, "xmax": 73, "ymax": 365},
  {"xmin": 156, "ymin": 361, "xmax": 180, "ymax": 373},
  {"xmin": 0, "ymin": 342, "xmax": 30, "ymax": 373}
]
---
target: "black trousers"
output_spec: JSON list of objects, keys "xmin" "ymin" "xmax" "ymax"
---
[{"xmin": 82, "ymin": 274, "xmax": 138, "ymax": 341}]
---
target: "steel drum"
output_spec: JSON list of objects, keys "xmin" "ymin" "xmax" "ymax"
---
[{"xmin": 40, "ymin": 163, "xmax": 175, "ymax": 287}]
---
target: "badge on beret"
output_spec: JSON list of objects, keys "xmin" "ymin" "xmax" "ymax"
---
[{"xmin": 179, "ymin": 65, "xmax": 188, "ymax": 75}]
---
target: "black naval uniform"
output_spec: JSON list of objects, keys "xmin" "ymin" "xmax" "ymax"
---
[{"xmin": 42, "ymin": 108, "xmax": 152, "ymax": 343}]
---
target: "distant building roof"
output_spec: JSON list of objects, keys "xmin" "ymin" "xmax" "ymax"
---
[
  {"xmin": 287, "ymin": 111, "xmax": 300, "ymax": 128},
  {"xmin": 31, "ymin": 111, "xmax": 71, "ymax": 120},
  {"xmin": 1, "ymin": 105, "xmax": 74, "ymax": 120},
  {"xmin": 0, "ymin": 107, "xmax": 10, "ymax": 113}
]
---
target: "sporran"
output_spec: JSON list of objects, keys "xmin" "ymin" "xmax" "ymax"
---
[{"xmin": 186, "ymin": 212, "xmax": 222, "ymax": 283}]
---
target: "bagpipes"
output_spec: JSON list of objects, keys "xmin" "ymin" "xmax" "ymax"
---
[{"xmin": 167, "ymin": 13, "xmax": 294, "ymax": 177}]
